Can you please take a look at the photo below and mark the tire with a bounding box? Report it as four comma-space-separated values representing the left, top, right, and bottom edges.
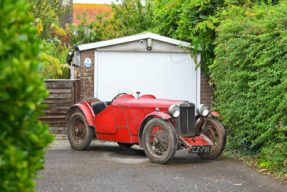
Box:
67, 112, 93, 150
117, 142, 134, 148
195, 117, 226, 160
142, 118, 177, 164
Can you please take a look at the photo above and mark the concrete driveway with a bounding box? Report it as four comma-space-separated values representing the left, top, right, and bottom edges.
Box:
35, 140, 287, 192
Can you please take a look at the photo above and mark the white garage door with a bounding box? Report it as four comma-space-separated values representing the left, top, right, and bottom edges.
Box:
94, 51, 200, 106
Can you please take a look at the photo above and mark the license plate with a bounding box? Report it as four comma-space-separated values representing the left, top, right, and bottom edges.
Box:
191, 145, 210, 153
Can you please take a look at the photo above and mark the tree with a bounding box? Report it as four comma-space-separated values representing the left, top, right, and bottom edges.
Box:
70, 0, 154, 46
26, 0, 71, 40
151, 0, 279, 73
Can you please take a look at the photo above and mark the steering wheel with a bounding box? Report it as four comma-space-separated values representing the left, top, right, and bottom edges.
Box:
111, 93, 127, 103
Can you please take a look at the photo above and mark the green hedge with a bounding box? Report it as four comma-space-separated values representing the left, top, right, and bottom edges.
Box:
211, 1, 287, 173
0, 0, 54, 191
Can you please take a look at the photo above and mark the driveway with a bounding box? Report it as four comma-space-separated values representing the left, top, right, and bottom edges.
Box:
35, 140, 287, 192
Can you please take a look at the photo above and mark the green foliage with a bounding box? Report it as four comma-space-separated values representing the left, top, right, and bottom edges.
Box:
152, 0, 225, 72
70, 0, 154, 46
151, 0, 278, 73
211, 0, 287, 173
26, 0, 71, 40
68, 12, 98, 46
0, 0, 54, 191
42, 42, 70, 79
108, 0, 154, 37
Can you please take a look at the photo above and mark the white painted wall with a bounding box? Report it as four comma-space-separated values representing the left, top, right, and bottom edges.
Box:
94, 51, 200, 107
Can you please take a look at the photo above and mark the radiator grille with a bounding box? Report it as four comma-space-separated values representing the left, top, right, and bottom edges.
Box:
175, 103, 195, 137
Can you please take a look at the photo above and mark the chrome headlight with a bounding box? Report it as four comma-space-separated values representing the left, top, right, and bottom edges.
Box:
197, 104, 209, 116
168, 105, 180, 117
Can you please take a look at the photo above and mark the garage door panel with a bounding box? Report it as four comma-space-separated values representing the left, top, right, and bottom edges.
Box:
96, 51, 198, 105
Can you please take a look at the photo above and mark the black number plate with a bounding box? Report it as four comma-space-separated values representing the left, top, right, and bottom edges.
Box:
191, 145, 211, 153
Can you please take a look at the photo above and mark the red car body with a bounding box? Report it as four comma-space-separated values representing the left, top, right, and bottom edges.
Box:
66, 93, 226, 164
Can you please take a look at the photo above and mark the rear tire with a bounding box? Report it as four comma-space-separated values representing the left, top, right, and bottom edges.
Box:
195, 117, 226, 160
142, 118, 177, 164
67, 112, 93, 150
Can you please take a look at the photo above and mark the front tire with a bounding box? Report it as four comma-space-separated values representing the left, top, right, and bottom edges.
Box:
67, 112, 93, 150
142, 118, 177, 164
195, 117, 226, 160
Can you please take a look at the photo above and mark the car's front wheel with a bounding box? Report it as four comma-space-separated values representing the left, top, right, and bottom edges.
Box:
142, 118, 177, 164
67, 112, 93, 150
195, 117, 226, 160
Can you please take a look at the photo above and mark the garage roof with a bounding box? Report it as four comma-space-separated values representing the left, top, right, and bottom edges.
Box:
75, 32, 192, 51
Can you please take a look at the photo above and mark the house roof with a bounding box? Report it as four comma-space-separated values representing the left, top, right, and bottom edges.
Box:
73, 3, 111, 25
75, 32, 192, 51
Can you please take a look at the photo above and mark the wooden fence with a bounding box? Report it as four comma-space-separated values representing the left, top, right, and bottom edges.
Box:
39, 79, 81, 134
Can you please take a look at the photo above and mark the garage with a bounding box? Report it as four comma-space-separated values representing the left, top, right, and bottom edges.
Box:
74, 32, 203, 108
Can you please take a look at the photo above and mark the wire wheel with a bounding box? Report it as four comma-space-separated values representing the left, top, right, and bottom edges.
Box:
195, 117, 226, 160
67, 112, 93, 150
146, 125, 169, 157
70, 117, 86, 145
142, 118, 177, 164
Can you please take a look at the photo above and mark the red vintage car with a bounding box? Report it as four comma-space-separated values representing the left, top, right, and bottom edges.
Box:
66, 90, 226, 164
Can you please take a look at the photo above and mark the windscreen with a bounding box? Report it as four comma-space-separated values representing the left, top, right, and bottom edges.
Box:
118, 88, 133, 95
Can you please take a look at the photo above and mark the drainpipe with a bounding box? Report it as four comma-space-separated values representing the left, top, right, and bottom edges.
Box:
66, 50, 74, 79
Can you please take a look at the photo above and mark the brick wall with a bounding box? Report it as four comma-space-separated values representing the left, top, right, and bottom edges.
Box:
77, 50, 95, 100
200, 70, 213, 107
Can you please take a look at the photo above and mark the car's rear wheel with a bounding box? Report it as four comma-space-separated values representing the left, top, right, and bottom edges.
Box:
68, 112, 93, 150
195, 117, 226, 160
142, 118, 177, 164
117, 142, 134, 148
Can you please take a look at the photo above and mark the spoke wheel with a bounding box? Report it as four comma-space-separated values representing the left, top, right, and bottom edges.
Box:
195, 117, 226, 160
67, 112, 93, 150
71, 117, 86, 145
142, 118, 177, 164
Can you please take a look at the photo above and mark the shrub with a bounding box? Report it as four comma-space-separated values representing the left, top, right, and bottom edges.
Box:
211, 1, 287, 173
42, 42, 70, 79
0, 0, 54, 191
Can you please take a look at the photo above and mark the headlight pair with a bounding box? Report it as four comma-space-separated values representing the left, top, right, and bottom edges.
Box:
168, 103, 209, 118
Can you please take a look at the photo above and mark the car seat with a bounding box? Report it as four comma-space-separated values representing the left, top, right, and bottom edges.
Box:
91, 101, 111, 115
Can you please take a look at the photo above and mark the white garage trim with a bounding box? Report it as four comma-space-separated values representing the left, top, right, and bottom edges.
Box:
94, 51, 98, 98
196, 55, 201, 108
77, 32, 193, 51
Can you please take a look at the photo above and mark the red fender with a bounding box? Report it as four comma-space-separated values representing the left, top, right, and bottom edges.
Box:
146, 111, 171, 120
209, 110, 221, 117
66, 101, 95, 127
